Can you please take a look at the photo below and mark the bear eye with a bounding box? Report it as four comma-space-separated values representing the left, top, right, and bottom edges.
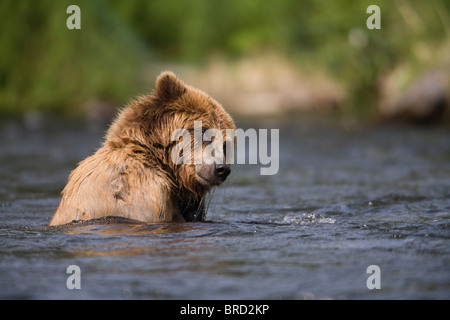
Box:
223, 141, 227, 158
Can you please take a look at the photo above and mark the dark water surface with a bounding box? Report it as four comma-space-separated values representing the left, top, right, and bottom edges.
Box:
0, 116, 449, 299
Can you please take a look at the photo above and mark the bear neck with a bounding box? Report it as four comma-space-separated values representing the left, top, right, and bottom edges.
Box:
174, 188, 206, 222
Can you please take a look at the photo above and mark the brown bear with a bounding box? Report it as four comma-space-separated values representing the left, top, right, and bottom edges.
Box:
49, 71, 235, 226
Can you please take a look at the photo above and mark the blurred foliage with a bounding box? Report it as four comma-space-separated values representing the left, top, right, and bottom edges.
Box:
0, 0, 146, 116
0, 0, 449, 117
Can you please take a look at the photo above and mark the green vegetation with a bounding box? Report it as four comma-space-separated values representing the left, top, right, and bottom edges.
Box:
0, 0, 449, 117
0, 0, 146, 116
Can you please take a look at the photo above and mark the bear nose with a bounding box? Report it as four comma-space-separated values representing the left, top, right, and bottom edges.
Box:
215, 163, 230, 181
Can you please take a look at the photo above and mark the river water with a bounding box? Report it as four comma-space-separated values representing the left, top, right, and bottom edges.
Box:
0, 115, 449, 299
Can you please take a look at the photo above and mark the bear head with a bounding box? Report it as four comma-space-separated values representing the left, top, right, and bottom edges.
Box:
107, 71, 236, 199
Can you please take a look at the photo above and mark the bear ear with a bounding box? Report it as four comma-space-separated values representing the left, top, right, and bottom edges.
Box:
155, 71, 186, 100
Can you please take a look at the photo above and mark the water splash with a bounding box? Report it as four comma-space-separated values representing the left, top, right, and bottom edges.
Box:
274, 213, 336, 225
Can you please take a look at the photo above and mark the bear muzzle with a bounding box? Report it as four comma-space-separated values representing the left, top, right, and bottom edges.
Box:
196, 162, 231, 186
215, 163, 231, 181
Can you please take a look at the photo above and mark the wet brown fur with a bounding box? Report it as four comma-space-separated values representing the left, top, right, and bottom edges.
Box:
49, 72, 235, 225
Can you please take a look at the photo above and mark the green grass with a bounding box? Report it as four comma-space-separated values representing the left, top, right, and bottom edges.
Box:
1, 0, 448, 117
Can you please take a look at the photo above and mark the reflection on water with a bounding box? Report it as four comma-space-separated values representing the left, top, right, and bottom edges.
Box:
0, 116, 449, 299
65, 223, 194, 237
